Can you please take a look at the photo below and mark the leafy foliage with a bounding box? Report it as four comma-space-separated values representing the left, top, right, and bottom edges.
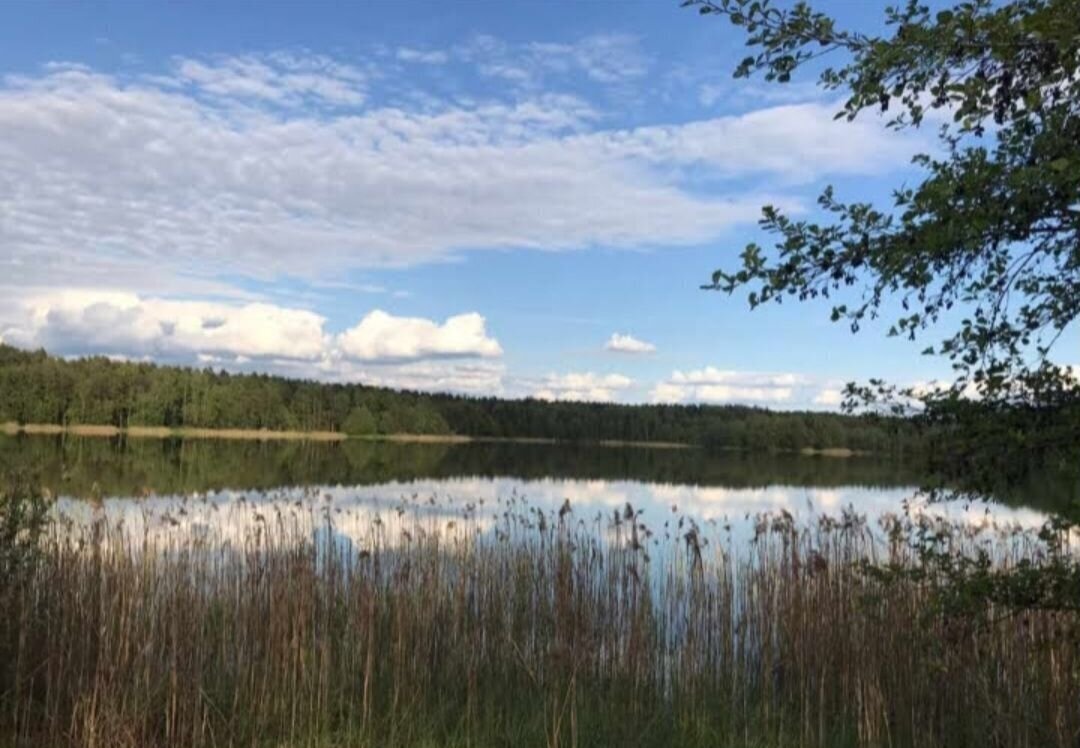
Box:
689, 0, 1080, 405
343, 405, 379, 435
0, 473, 49, 589
867, 508, 1080, 619
688, 0, 1080, 614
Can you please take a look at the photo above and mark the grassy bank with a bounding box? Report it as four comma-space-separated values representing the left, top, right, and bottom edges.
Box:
0, 422, 588, 446
1, 423, 849, 456
2, 422, 693, 448
2, 492, 1077, 747
2, 422, 346, 441
798, 447, 864, 458
2, 423, 555, 445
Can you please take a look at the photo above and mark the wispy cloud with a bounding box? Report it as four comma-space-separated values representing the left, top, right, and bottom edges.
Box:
454, 33, 649, 90
396, 47, 449, 65
0, 39, 929, 403
0, 61, 918, 296
175, 52, 368, 107
524, 33, 649, 85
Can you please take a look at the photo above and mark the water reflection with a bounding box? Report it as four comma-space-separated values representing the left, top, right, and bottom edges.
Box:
51, 476, 1053, 553
5, 433, 1067, 550
3, 433, 927, 498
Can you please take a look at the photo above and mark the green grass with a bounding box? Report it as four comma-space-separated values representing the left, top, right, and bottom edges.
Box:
1, 493, 1077, 747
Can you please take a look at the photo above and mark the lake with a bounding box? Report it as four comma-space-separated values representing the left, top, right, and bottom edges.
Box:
5, 433, 1079, 748
2, 433, 1067, 550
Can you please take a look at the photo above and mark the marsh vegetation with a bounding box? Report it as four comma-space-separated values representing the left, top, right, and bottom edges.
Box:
2, 479, 1078, 748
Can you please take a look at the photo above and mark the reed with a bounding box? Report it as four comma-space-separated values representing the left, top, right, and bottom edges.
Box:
1, 492, 1077, 747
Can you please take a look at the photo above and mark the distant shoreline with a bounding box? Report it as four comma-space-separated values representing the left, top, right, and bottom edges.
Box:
1, 422, 871, 455
0, 422, 690, 449
2, 422, 345, 441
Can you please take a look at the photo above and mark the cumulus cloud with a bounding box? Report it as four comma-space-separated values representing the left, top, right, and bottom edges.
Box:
338, 360, 505, 395
649, 368, 855, 410
650, 367, 813, 406
0, 292, 503, 393
336, 310, 502, 362
0, 59, 918, 293
0, 289, 868, 408
604, 333, 655, 354
812, 388, 845, 407
2, 291, 329, 361
532, 372, 633, 402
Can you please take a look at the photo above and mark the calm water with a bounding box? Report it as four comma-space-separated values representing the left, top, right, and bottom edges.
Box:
3, 433, 1071, 550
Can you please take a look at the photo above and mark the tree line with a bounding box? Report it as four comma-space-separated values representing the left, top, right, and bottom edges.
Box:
0, 344, 923, 452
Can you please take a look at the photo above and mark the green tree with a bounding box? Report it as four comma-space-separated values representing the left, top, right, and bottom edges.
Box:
343, 405, 378, 436
690, 0, 1080, 485
0, 342, 922, 452
688, 0, 1080, 609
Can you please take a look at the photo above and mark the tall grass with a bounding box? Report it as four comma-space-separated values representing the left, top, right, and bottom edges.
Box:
1, 491, 1077, 747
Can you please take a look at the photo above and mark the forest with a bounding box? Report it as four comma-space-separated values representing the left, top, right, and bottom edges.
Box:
0, 344, 921, 452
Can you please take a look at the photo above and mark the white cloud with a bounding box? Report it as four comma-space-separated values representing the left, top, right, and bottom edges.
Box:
0, 288, 870, 409
338, 360, 505, 395
673, 368, 807, 387
649, 382, 686, 404
0, 61, 917, 293
697, 79, 825, 109
396, 47, 449, 65
456, 33, 649, 88
0, 293, 502, 395
336, 310, 502, 362
650, 367, 810, 405
0, 49, 930, 400
532, 372, 633, 402
2, 291, 329, 361
525, 33, 649, 84
598, 101, 916, 182
478, 62, 533, 83
175, 53, 367, 107
812, 388, 844, 407
604, 333, 656, 354
909, 378, 998, 403
649, 368, 854, 410
698, 83, 726, 108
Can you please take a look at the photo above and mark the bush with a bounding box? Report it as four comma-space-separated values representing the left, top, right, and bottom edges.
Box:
0, 473, 49, 589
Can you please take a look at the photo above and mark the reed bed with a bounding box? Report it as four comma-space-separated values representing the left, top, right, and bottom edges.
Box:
1, 492, 1077, 748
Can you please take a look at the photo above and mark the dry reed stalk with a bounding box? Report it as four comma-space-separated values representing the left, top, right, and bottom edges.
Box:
0, 496, 1076, 747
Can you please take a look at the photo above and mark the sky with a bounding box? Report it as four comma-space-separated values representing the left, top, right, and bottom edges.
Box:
0, 0, 1029, 409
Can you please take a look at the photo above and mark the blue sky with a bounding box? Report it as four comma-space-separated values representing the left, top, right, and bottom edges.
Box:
0, 0, 1004, 407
